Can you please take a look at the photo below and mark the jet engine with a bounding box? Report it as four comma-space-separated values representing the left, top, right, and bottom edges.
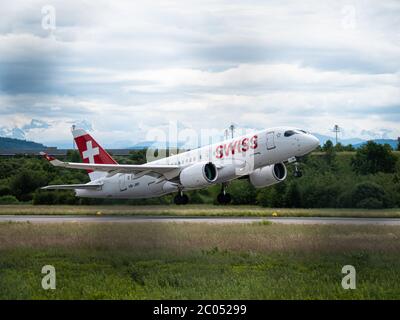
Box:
180, 162, 218, 189
249, 163, 287, 188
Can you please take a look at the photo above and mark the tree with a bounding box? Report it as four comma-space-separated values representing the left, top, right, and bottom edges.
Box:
322, 140, 336, 165
32, 190, 58, 205
256, 183, 286, 207
351, 141, 397, 175
357, 198, 384, 209
351, 182, 386, 209
334, 142, 344, 152
268, 183, 287, 207
301, 181, 339, 208
334, 143, 354, 152
227, 180, 257, 205
322, 140, 334, 151
344, 144, 355, 152
0, 161, 16, 179
129, 149, 147, 164
0, 195, 19, 204
66, 150, 81, 162
10, 169, 48, 201
285, 182, 302, 207
256, 188, 270, 207
0, 185, 11, 196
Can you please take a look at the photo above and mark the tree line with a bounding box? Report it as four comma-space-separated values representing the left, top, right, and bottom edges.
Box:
0, 141, 398, 208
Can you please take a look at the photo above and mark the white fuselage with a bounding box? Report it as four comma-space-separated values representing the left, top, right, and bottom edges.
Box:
76, 126, 319, 199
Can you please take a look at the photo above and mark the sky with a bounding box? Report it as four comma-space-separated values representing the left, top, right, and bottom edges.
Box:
0, 0, 399, 148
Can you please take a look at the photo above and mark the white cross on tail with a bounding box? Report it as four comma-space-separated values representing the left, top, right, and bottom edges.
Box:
82, 140, 99, 163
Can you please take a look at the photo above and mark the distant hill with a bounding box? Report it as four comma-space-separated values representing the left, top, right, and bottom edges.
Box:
128, 141, 187, 150
128, 141, 156, 149
312, 133, 365, 146
0, 137, 46, 150
353, 139, 398, 150
312, 134, 399, 150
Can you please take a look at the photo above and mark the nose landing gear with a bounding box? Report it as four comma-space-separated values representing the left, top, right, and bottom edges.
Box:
293, 161, 303, 178
217, 183, 232, 205
288, 156, 303, 178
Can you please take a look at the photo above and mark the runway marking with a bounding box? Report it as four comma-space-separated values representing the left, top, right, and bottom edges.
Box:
1, 215, 400, 225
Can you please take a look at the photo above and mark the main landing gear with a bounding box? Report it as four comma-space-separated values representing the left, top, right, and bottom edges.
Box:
174, 190, 189, 205
217, 183, 231, 205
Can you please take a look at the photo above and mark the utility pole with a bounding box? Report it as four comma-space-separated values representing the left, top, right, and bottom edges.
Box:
71, 125, 76, 150
333, 124, 340, 145
229, 124, 235, 139
224, 129, 229, 140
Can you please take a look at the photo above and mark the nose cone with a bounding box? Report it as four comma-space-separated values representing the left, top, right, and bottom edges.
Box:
298, 134, 319, 156
308, 134, 320, 151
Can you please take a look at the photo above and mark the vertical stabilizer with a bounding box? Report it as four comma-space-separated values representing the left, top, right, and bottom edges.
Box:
72, 128, 117, 181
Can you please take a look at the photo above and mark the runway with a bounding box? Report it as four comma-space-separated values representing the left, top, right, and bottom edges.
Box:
1, 215, 400, 225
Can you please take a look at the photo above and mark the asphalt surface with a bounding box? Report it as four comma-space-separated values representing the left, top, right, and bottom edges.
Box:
1, 215, 400, 225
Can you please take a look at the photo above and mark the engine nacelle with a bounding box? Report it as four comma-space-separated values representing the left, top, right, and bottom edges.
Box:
180, 162, 218, 189
249, 163, 287, 188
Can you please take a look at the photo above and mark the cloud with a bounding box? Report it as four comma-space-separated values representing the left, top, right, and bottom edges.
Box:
68, 120, 93, 132
22, 119, 50, 131
0, 127, 26, 140
0, 0, 399, 146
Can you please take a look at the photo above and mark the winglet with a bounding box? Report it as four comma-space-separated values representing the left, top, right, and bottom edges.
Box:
40, 152, 65, 167
40, 151, 56, 161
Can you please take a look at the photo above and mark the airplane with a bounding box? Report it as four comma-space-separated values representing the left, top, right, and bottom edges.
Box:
41, 126, 319, 204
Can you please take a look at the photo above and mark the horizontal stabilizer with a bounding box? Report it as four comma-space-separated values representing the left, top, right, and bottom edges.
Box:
41, 183, 103, 190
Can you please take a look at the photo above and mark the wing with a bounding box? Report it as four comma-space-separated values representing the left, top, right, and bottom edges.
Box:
42, 183, 103, 190
40, 152, 181, 179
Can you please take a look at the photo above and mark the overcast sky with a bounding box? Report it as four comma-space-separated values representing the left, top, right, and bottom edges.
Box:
0, 0, 399, 147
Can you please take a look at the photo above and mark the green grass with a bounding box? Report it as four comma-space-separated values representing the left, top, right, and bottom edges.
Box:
0, 204, 400, 218
1, 222, 400, 299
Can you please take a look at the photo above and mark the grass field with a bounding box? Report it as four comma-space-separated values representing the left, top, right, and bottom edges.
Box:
0, 204, 400, 218
1, 221, 400, 299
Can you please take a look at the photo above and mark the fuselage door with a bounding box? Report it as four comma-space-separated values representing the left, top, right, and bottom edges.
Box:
266, 131, 276, 150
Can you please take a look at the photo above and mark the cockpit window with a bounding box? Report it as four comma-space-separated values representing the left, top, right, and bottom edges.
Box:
284, 130, 297, 137
298, 130, 308, 134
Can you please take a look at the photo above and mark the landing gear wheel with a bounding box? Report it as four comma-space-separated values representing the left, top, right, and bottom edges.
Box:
173, 195, 180, 205
217, 192, 232, 205
294, 170, 303, 178
174, 193, 189, 205
223, 193, 231, 204
181, 194, 189, 205
217, 183, 231, 205
217, 193, 224, 204
293, 162, 303, 178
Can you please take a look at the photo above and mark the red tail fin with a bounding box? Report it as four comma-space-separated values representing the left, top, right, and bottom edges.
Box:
72, 128, 117, 181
